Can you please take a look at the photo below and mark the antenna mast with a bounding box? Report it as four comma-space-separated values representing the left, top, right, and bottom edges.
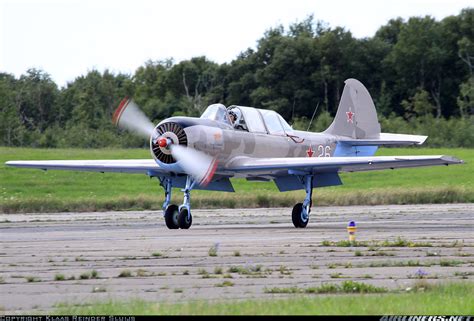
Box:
306, 102, 320, 132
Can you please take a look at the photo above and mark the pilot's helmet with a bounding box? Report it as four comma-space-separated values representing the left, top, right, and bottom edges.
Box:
231, 109, 242, 123
229, 110, 238, 124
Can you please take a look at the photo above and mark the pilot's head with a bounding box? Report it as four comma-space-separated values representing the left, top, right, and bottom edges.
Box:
229, 111, 237, 124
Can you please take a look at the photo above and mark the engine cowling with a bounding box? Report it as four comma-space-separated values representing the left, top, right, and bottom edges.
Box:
150, 122, 187, 164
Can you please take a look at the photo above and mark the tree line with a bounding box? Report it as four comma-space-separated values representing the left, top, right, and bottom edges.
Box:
0, 8, 472, 148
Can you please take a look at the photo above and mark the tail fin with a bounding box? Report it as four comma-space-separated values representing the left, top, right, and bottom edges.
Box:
324, 79, 381, 139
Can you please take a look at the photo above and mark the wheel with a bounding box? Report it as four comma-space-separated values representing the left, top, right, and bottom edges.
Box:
178, 207, 192, 229
164, 204, 179, 229
292, 203, 309, 228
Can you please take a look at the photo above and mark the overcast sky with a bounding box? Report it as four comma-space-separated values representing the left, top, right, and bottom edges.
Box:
1, 0, 471, 87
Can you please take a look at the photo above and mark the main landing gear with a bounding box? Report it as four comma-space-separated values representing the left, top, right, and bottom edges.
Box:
292, 175, 313, 228
160, 174, 314, 230
160, 176, 195, 229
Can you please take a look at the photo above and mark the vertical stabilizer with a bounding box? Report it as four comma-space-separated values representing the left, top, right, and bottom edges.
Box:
324, 79, 380, 139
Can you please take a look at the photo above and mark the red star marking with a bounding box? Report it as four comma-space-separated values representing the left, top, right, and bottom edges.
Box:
346, 109, 354, 123
306, 145, 314, 157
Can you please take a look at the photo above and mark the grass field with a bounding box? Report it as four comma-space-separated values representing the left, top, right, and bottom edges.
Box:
54, 282, 474, 315
1, 147, 472, 213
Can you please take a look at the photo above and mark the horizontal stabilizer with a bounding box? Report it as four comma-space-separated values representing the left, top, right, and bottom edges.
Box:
340, 133, 428, 146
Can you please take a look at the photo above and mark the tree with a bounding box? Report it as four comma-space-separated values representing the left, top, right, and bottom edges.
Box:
401, 88, 435, 119
0, 73, 22, 145
15, 69, 59, 131
386, 17, 449, 118
457, 77, 474, 118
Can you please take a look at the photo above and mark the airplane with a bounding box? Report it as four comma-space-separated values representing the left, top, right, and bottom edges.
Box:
6, 78, 463, 229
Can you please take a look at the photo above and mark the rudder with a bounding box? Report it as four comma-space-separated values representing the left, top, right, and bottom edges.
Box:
324, 79, 381, 139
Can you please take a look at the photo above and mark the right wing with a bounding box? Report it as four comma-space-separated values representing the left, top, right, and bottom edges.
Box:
5, 159, 163, 175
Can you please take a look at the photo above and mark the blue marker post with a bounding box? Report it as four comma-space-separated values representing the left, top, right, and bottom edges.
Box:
347, 221, 357, 244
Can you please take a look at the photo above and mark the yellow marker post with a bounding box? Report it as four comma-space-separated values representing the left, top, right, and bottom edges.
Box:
347, 221, 357, 243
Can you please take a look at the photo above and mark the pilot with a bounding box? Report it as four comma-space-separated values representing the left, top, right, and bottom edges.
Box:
229, 110, 237, 125
229, 109, 247, 131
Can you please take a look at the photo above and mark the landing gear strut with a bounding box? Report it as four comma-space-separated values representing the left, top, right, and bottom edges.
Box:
159, 176, 195, 229
292, 175, 313, 228
178, 176, 195, 229
160, 178, 179, 229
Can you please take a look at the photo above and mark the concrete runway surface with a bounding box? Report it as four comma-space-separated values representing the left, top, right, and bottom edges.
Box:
1, 203, 473, 314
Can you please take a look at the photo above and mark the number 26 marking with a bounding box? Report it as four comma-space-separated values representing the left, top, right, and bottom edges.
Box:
317, 145, 331, 157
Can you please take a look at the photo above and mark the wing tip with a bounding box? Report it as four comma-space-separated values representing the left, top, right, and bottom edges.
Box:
441, 155, 464, 164
415, 135, 428, 145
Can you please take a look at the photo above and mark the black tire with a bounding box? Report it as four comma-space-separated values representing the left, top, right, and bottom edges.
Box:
178, 207, 192, 229
292, 203, 309, 228
164, 204, 179, 229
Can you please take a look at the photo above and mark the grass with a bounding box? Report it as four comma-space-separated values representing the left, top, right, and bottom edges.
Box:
1, 147, 472, 213
228, 265, 266, 276
278, 265, 292, 275
118, 270, 133, 278
439, 259, 463, 267
208, 245, 218, 257
321, 237, 434, 248
54, 283, 474, 315
215, 281, 234, 287
25, 276, 40, 283
368, 251, 395, 257
136, 269, 149, 277
54, 274, 66, 281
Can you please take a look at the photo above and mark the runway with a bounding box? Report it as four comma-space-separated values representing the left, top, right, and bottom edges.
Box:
1, 203, 473, 314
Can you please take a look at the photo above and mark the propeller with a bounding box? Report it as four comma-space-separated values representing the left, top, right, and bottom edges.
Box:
113, 98, 155, 139
170, 144, 217, 186
113, 97, 217, 186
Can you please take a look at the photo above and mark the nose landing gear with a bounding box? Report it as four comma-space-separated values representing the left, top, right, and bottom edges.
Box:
160, 176, 195, 229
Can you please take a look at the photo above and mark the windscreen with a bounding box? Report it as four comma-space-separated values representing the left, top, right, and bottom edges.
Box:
200, 104, 229, 124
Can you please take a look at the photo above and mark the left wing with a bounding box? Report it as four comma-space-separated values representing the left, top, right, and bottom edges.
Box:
5, 159, 163, 175
224, 155, 463, 176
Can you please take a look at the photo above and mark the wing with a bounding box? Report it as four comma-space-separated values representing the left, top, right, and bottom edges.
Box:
224, 155, 463, 176
5, 159, 235, 192
5, 159, 163, 175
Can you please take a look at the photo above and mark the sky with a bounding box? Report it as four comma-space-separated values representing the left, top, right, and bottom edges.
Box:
1, 0, 472, 87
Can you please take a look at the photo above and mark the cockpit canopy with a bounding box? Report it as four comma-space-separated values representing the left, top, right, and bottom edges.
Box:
200, 104, 229, 124
200, 104, 293, 135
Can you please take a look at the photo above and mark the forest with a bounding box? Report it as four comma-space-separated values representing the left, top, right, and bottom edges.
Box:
0, 8, 472, 148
